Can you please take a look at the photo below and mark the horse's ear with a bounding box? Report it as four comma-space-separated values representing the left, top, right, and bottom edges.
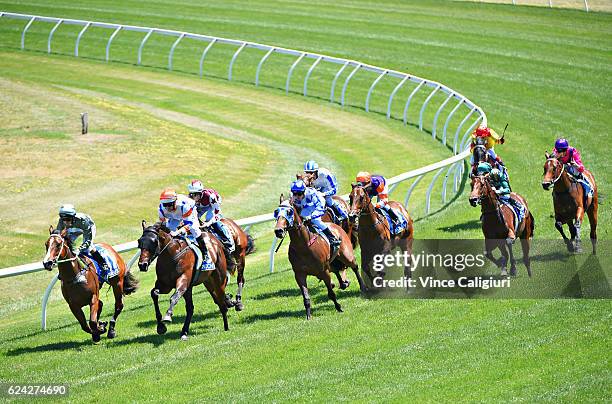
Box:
544, 151, 550, 159
351, 183, 356, 189
49, 225, 54, 234
296, 173, 302, 180
280, 193, 284, 203
142, 220, 147, 230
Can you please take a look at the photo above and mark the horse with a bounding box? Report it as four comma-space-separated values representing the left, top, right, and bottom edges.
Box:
299, 172, 359, 249
348, 185, 414, 286
469, 175, 534, 277
42, 227, 138, 343
471, 137, 509, 181
204, 218, 256, 311
137, 221, 234, 339
541, 153, 598, 254
273, 195, 365, 320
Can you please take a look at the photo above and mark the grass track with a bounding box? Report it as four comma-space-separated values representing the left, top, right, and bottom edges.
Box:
0, 0, 610, 402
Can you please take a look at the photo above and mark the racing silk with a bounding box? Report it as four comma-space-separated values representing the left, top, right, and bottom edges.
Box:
56, 213, 96, 254
553, 147, 585, 173
491, 176, 511, 198
311, 168, 338, 197
158, 194, 201, 238
293, 188, 326, 220
367, 175, 389, 204
196, 188, 223, 224
471, 127, 503, 150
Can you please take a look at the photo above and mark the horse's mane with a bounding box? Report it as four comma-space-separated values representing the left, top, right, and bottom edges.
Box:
51, 229, 72, 246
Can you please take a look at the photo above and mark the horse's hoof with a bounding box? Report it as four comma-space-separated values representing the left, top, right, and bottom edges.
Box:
340, 280, 350, 290
162, 315, 172, 324
107, 329, 116, 339
98, 321, 108, 333
92, 333, 101, 344
234, 301, 244, 311
510, 267, 517, 277
180, 334, 188, 341
500, 269, 508, 277
574, 246, 583, 254
157, 323, 167, 335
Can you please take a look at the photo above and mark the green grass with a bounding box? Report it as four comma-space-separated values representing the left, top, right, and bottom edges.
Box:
0, 0, 610, 402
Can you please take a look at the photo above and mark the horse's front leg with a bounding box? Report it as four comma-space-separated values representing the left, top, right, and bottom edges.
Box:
574, 206, 585, 253
163, 273, 190, 323
89, 296, 102, 343
180, 287, 194, 341
151, 284, 166, 335
294, 271, 311, 320
555, 219, 572, 252
235, 256, 245, 312
506, 237, 518, 277
69, 303, 91, 334
107, 277, 124, 339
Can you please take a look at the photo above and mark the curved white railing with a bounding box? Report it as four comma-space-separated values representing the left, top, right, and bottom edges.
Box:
0, 12, 484, 330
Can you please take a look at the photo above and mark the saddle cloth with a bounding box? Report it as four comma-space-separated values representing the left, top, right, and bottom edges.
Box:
377, 208, 407, 235
185, 237, 215, 271
85, 244, 120, 285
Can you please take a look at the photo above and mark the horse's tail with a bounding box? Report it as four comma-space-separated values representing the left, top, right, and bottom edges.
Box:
529, 211, 535, 238
245, 233, 256, 255
123, 269, 139, 295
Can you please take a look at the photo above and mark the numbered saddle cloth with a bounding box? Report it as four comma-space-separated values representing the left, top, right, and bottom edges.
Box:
86, 245, 120, 285
501, 199, 525, 234
377, 208, 407, 235
185, 237, 215, 271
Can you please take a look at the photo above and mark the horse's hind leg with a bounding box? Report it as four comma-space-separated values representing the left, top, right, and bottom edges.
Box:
235, 256, 245, 311
587, 201, 597, 255
321, 270, 343, 313
506, 238, 518, 277
180, 288, 194, 341
204, 276, 230, 331
294, 271, 312, 320
89, 297, 102, 343
107, 277, 124, 339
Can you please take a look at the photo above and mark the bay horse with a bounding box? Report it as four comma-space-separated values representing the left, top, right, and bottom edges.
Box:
43, 227, 138, 343
204, 218, 256, 311
273, 195, 365, 320
137, 221, 234, 340
541, 153, 598, 254
469, 175, 534, 277
299, 172, 358, 249
348, 185, 414, 286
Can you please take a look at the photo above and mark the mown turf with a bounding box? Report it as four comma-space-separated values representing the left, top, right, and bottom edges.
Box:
0, 0, 610, 402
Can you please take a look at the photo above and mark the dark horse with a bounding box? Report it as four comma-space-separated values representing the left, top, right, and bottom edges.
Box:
204, 218, 256, 311
274, 195, 366, 319
471, 136, 508, 180
43, 227, 138, 343
348, 185, 414, 286
137, 221, 234, 340
469, 175, 534, 277
542, 153, 598, 254
299, 172, 359, 249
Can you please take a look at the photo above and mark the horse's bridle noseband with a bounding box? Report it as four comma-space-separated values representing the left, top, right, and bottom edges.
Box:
45, 234, 77, 268
544, 157, 565, 186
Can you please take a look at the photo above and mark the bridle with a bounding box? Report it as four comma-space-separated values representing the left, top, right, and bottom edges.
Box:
138, 227, 172, 264
544, 157, 565, 186
45, 234, 77, 268
349, 187, 386, 228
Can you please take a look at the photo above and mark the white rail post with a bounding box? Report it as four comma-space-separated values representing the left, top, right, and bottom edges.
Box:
255, 47, 275, 86
432, 92, 454, 140
425, 167, 445, 214
402, 80, 425, 125
330, 61, 350, 103
269, 237, 278, 273
47, 19, 63, 54
199, 38, 217, 77
387, 75, 409, 119
549, 0, 553, 7
228, 42, 247, 81
365, 69, 387, 112
303, 55, 323, 96
404, 174, 425, 208
341, 63, 362, 106
137, 29, 153, 65
584, 0, 589, 12
41, 274, 59, 331
168, 32, 185, 71
460, 116, 483, 151
442, 98, 464, 146
75, 22, 91, 57
286, 52, 306, 94
441, 161, 458, 203
127, 251, 140, 270
453, 107, 477, 154
21, 16, 36, 50
105, 26, 122, 62
419, 84, 441, 131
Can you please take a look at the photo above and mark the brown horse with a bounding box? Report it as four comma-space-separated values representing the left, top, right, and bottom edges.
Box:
542, 153, 598, 254
273, 195, 365, 319
469, 175, 534, 277
348, 185, 414, 285
43, 227, 138, 343
137, 221, 233, 339
299, 172, 359, 249
204, 218, 255, 311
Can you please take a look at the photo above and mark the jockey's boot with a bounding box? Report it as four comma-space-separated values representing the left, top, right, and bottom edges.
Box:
332, 203, 348, 222
90, 249, 110, 274
323, 227, 341, 251
196, 234, 210, 262
383, 205, 401, 228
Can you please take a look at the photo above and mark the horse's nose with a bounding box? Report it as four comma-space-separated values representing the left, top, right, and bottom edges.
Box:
348, 213, 357, 223
274, 229, 284, 239
541, 182, 550, 190
42, 261, 53, 270
469, 197, 478, 207
138, 262, 149, 272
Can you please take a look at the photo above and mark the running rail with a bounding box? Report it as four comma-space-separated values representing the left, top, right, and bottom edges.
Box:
0, 12, 484, 330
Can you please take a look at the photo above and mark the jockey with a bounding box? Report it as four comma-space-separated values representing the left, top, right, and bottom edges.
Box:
56, 204, 110, 274
553, 138, 593, 196
158, 188, 210, 262
476, 163, 525, 222
187, 180, 236, 270
303, 160, 348, 222
470, 125, 509, 181
290, 179, 340, 250
355, 171, 402, 230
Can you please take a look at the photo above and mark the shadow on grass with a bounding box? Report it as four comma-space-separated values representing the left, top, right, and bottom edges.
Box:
6, 339, 93, 355
436, 219, 481, 233
136, 311, 217, 329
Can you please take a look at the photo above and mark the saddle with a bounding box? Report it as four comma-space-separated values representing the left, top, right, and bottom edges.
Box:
83, 245, 119, 285
184, 237, 215, 271
375, 207, 407, 236
305, 223, 339, 260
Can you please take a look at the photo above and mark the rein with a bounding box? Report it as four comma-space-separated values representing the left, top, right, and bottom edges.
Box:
546, 158, 565, 185
47, 234, 78, 267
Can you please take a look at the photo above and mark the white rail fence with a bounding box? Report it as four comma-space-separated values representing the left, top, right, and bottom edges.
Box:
0, 12, 484, 330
